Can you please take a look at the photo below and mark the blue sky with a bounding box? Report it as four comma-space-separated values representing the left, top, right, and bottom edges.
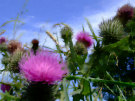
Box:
0, 0, 135, 48
0, 0, 125, 22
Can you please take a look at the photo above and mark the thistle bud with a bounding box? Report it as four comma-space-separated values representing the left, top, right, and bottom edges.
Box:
0, 37, 7, 44
99, 19, 124, 45
8, 49, 24, 73
74, 42, 88, 55
60, 26, 73, 45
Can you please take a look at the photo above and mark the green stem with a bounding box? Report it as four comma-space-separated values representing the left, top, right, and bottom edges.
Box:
89, 83, 92, 101
85, 18, 98, 41
69, 38, 76, 60
66, 76, 135, 87
106, 71, 127, 101
63, 78, 69, 101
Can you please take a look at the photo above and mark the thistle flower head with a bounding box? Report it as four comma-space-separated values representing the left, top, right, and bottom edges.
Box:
7, 40, 23, 54
117, 4, 134, 25
1, 84, 11, 93
76, 32, 93, 48
0, 37, 7, 44
99, 19, 124, 45
19, 50, 68, 84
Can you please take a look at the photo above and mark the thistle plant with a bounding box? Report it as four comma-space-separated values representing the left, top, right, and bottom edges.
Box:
0, 3, 135, 101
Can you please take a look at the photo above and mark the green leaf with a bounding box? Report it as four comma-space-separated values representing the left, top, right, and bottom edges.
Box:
70, 89, 82, 95
62, 78, 69, 101
81, 80, 90, 95
85, 18, 98, 41
82, 25, 85, 32
73, 94, 84, 101
106, 72, 127, 101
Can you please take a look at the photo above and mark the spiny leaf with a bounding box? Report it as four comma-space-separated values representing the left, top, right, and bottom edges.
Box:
85, 18, 98, 41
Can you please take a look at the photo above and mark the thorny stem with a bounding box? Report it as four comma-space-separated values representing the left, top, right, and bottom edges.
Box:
66, 76, 135, 87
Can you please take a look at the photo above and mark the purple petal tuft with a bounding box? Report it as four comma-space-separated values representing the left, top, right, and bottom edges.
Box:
19, 50, 68, 84
76, 32, 93, 48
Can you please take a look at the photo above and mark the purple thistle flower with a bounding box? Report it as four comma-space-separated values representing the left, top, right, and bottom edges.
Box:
117, 4, 134, 25
1, 84, 11, 93
7, 40, 23, 54
76, 32, 93, 48
117, 4, 134, 19
19, 50, 68, 84
0, 37, 6, 44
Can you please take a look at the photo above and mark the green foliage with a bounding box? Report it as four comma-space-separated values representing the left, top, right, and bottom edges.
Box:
126, 16, 135, 33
